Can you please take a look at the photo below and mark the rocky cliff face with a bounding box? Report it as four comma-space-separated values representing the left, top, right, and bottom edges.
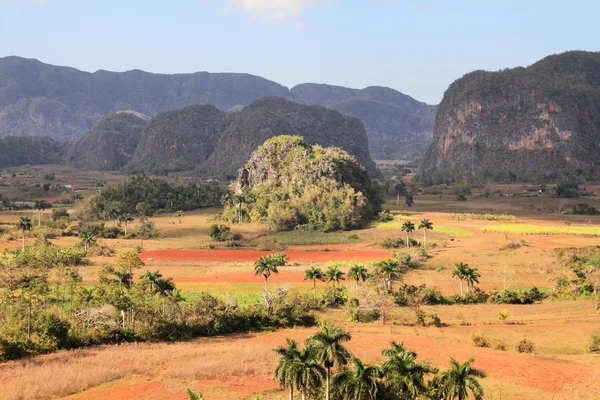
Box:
67, 111, 149, 171
419, 51, 600, 183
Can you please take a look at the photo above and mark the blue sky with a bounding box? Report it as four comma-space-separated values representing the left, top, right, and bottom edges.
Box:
0, 0, 598, 104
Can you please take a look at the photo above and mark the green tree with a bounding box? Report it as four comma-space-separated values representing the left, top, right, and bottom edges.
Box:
79, 229, 96, 253
464, 267, 481, 294
296, 345, 325, 400
418, 219, 434, 249
176, 210, 185, 224
381, 342, 434, 399
185, 389, 204, 400
140, 270, 163, 294
451, 263, 470, 296
15, 216, 32, 252
333, 357, 383, 400
401, 221, 416, 247
348, 264, 369, 293
118, 213, 134, 235
325, 265, 345, 289
308, 325, 352, 400
33, 200, 51, 226
374, 259, 404, 291
274, 338, 302, 400
437, 358, 486, 400
137, 218, 155, 250
254, 253, 288, 291
304, 266, 325, 300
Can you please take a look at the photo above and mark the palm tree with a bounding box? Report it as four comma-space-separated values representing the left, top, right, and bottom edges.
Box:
176, 210, 185, 224
296, 345, 325, 400
79, 230, 96, 253
254, 253, 288, 291
463, 267, 481, 294
274, 338, 301, 400
401, 221, 416, 247
333, 357, 383, 400
140, 270, 163, 294
418, 219, 434, 249
185, 389, 204, 400
374, 259, 404, 291
451, 262, 469, 296
348, 264, 369, 293
33, 200, 51, 226
118, 213, 134, 235
382, 342, 434, 399
308, 325, 352, 400
438, 358, 486, 400
325, 265, 345, 289
304, 266, 325, 300
15, 216, 32, 252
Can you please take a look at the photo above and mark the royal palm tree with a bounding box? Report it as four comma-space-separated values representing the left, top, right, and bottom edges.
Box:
374, 259, 404, 291
304, 266, 325, 300
451, 262, 469, 296
118, 213, 134, 235
438, 358, 486, 400
463, 267, 481, 294
348, 264, 369, 294
418, 219, 434, 249
254, 253, 288, 291
176, 210, 185, 224
33, 200, 51, 226
79, 229, 96, 253
15, 216, 32, 252
333, 357, 383, 400
296, 345, 325, 400
274, 338, 302, 400
140, 270, 163, 294
401, 221, 416, 247
325, 265, 345, 289
308, 325, 352, 400
382, 342, 434, 399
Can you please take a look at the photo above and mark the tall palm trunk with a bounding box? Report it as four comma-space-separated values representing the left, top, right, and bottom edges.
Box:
326, 367, 331, 400
460, 280, 464, 296
423, 231, 427, 248
313, 279, 317, 300
21, 230, 25, 252
38, 211, 41, 227
289, 384, 293, 400
264, 276, 268, 291
302, 386, 307, 400
124, 221, 128, 235
406, 233, 410, 247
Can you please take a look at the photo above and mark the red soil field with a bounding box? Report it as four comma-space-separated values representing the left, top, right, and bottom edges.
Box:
141, 249, 393, 263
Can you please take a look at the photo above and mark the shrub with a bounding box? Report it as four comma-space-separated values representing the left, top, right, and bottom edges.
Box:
380, 237, 404, 249
498, 308, 510, 322
208, 224, 231, 242
516, 339, 535, 353
585, 331, 600, 353
378, 210, 394, 222
471, 332, 491, 348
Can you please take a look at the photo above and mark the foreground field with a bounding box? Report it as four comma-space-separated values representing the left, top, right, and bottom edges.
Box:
2, 189, 600, 399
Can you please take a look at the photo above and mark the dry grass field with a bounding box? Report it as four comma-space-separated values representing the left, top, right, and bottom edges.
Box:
1, 178, 600, 400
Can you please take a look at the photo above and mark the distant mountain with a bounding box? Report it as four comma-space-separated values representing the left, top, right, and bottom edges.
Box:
124, 105, 233, 174
200, 97, 378, 178
419, 51, 600, 183
0, 136, 65, 167
0, 56, 434, 159
126, 97, 378, 178
67, 111, 149, 171
291, 84, 436, 159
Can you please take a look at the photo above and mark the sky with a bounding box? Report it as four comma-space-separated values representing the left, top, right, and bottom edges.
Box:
0, 0, 599, 104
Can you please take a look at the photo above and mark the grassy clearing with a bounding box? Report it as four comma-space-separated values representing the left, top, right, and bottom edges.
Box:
433, 225, 474, 238
449, 213, 517, 221
374, 215, 413, 229
482, 224, 600, 237
263, 231, 359, 245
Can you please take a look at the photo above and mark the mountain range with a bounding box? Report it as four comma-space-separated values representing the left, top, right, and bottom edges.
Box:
0, 56, 435, 161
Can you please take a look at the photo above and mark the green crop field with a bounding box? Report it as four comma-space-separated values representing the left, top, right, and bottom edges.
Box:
482, 224, 600, 236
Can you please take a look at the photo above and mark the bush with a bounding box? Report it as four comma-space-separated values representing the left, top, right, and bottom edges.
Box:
380, 237, 404, 249
208, 224, 231, 242
516, 339, 535, 353
585, 331, 600, 353
471, 332, 491, 348
378, 210, 394, 222
321, 287, 348, 307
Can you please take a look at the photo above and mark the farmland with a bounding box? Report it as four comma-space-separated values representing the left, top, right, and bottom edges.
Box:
1, 172, 600, 400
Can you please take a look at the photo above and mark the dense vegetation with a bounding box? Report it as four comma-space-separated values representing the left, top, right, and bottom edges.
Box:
0, 136, 65, 168
420, 51, 600, 184
221, 135, 382, 231
85, 174, 224, 217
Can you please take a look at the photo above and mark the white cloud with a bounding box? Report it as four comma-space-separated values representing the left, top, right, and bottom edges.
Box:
227, 0, 326, 21
293, 20, 306, 29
